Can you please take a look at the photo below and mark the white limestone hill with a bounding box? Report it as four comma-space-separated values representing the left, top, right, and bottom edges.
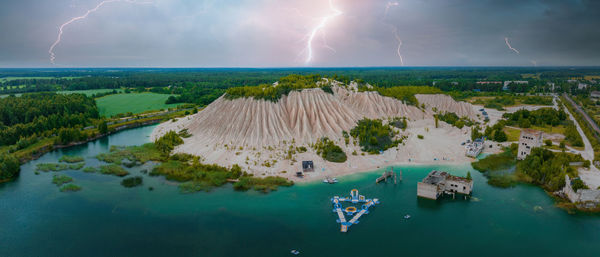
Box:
415, 94, 478, 119
152, 86, 476, 149
150, 85, 483, 180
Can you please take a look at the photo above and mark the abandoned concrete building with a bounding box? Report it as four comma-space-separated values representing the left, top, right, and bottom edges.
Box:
417, 170, 473, 200
562, 175, 600, 209
517, 129, 543, 160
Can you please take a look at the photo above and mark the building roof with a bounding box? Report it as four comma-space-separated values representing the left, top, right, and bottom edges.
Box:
422, 170, 472, 184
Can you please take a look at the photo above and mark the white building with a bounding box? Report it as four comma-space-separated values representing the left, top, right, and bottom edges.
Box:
417, 170, 473, 200
517, 129, 543, 160
466, 138, 485, 158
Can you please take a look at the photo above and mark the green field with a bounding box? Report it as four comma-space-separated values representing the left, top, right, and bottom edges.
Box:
96, 93, 180, 117
58, 89, 122, 96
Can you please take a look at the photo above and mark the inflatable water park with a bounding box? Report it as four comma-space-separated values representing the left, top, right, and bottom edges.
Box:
331, 189, 380, 232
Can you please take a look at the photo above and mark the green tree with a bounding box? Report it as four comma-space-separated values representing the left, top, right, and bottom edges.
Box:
494, 130, 508, 142
0, 154, 20, 180
155, 130, 184, 156
99, 121, 108, 134
466, 171, 472, 180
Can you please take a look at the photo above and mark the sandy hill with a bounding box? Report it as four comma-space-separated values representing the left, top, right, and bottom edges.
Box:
151, 85, 480, 180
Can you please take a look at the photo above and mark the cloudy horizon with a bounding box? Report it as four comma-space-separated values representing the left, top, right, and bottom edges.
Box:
0, 0, 599, 68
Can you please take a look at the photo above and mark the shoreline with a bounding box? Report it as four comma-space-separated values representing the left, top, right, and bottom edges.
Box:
291, 159, 475, 184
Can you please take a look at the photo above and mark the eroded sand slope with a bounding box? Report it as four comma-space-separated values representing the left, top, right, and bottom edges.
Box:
151, 87, 481, 180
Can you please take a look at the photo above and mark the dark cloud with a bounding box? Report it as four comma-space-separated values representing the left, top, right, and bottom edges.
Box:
0, 0, 598, 67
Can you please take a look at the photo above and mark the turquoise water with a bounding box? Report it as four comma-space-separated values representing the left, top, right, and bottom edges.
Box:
1, 125, 600, 257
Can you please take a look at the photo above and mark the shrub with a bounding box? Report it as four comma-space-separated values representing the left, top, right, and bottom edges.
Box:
121, 176, 143, 188
233, 176, 293, 192
60, 184, 82, 192
52, 174, 73, 186
155, 130, 184, 155
314, 137, 347, 163
99, 164, 129, 177
350, 119, 401, 154
0, 154, 20, 180
417, 135, 424, 139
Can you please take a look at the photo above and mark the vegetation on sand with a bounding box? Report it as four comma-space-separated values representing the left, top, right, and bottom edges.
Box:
314, 137, 347, 163
350, 119, 401, 154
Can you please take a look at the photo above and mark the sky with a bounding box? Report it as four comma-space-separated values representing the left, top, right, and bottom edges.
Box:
0, 0, 599, 67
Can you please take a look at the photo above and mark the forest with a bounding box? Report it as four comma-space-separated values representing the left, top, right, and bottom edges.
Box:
0, 93, 99, 146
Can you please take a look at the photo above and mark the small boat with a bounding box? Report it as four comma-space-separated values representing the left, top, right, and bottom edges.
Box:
404, 214, 411, 219
291, 249, 300, 255
323, 177, 338, 184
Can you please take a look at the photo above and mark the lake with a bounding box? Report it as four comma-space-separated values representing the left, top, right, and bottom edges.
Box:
1, 125, 599, 257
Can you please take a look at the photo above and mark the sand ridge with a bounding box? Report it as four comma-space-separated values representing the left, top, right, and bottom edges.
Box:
151, 86, 484, 181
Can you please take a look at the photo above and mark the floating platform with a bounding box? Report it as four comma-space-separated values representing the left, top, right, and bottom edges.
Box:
376, 167, 401, 184
331, 189, 380, 232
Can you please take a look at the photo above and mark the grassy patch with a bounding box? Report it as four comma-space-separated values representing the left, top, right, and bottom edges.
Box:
503, 127, 521, 142
99, 164, 129, 177
96, 144, 162, 165
121, 176, 143, 188
59, 155, 85, 163
36, 163, 85, 172
96, 92, 180, 117
472, 147, 517, 172
471, 145, 519, 188
52, 174, 73, 186
232, 176, 294, 193
60, 184, 82, 192
530, 125, 566, 135
82, 166, 98, 173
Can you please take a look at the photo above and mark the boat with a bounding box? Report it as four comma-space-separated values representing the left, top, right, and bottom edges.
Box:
404, 214, 411, 219
291, 249, 300, 255
323, 177, 338, 184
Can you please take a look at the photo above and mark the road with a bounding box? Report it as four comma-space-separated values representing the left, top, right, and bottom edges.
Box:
562, 93, 600, 136
559, 95, 600, 189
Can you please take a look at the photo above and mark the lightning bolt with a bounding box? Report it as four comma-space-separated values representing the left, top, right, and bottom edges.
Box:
382, 2, 403, 65
384, 1, 399, 19
504, 37, 520, 54
49, 0, 153, 65
304, 0, 342, 65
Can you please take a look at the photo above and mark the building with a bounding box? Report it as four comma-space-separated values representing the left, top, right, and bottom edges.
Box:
517, 129, 543, 160
417, 170, 473, 200
466, 137, 485, 158
590, 91, 600, 99
302, 161, 314, 172
578, 83, 589, 90
563, 175, 600, 209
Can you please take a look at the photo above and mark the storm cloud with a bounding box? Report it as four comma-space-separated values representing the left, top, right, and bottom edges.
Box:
0, 0, 598, 67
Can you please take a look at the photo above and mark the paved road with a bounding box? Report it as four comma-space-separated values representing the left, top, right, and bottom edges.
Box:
562, 93, 600, 136
559, 95, 600, 188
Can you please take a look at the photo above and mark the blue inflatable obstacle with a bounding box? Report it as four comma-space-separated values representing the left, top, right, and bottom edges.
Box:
330, 189, 380, 232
